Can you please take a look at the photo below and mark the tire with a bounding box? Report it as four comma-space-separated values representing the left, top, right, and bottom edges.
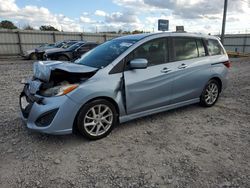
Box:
58, 55, 69, 61
200, 79, 220, 107
77, 99, 118, 140
29, 53, 37, 60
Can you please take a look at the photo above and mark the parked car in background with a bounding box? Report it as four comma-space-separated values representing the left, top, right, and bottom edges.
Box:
36, 40, 81, 60
22, 43, 54, 60
43, 41, 98, 61
20, 32, 230, 140
23, 40, 80, 60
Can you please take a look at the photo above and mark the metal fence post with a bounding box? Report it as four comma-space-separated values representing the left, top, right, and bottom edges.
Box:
52, 32, 56, 43
17, 31, 23, 55
243, 35, 247, 53
103, 34, 107, 42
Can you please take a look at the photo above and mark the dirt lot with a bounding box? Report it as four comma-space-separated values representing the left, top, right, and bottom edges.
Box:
0, 58, 249, 188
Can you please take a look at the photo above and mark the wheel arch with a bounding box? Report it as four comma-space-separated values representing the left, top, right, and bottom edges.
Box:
209, 77, 222, 93
72, 96, 120, 134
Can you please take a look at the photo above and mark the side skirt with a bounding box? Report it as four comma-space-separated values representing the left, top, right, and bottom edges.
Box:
119, 98, 200, 123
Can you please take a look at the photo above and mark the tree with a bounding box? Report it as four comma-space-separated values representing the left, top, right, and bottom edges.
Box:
0, 20, 18, 29
118, 29, 122, 34
23, 24, 34, 30
39, 25, 59, 31
122, 31, 131, 34
132, 30, 143, 34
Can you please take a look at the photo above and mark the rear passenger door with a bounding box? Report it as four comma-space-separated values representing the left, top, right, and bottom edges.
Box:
169, 37, 211, 104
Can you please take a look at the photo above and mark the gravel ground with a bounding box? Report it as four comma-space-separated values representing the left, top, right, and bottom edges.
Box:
0, 58, 249, 188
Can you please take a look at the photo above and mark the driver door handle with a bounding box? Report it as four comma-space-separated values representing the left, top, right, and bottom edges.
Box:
161, 67, 171, 73
178, 63, 188, 69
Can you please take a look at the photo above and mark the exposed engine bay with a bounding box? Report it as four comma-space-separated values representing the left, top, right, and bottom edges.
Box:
28, 61, 98, 97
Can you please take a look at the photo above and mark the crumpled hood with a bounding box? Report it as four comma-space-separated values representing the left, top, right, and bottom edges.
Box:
33, 61, 98, 82
44, 48, 66, 54
35, 46, 55, 53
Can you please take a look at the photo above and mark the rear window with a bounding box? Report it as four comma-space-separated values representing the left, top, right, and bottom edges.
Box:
206, 39, 225, 55
173, 38, 199, 61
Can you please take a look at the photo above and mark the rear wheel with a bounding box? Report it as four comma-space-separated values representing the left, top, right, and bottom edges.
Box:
200, 79, 220, 107
77, 99, 118, 140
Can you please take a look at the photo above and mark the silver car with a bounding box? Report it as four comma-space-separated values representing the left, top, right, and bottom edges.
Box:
20, 32, 230, 140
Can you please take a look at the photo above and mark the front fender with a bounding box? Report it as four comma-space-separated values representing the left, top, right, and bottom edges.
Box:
66, 72, 126, 117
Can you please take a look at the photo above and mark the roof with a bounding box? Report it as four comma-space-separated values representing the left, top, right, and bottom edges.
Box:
114, 33, 156, 41
114, 32, 219, 42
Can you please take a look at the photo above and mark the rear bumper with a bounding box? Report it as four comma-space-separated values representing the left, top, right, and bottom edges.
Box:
20, 86, 79, 135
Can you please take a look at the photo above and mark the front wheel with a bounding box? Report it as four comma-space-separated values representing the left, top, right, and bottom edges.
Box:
77, 99, 118, 140
200, 79, 220, 107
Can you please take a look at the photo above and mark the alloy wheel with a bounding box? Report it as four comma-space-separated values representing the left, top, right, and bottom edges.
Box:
83, 104, 113, 137
204, 82, 219, 105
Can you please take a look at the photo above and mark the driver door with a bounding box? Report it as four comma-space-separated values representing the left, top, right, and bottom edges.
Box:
124, 37, 174, 114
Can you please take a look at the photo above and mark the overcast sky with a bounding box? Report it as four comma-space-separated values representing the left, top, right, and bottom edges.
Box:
0, 0, 250, 34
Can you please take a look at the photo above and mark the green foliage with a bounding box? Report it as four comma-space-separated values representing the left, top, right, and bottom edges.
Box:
122, 31, 131, 34
0, 20, 18, 29
39, 25, 59, 31
132, 30, 143, 34
23, 24, 34, 30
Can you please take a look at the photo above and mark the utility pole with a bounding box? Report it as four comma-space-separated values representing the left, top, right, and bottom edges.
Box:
221, 0, 228, 44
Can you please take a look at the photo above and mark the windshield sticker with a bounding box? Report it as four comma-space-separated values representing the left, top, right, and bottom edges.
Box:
120, 42, 133, 47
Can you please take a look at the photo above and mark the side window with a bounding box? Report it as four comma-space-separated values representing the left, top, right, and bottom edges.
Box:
196, 39, 206, 57
127, 38, 168, 66
79, 44, 91, 51
173, 38, 199, 61
206, 39, 225, 55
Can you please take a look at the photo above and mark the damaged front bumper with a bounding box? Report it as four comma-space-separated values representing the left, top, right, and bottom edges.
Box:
20, 85, 79, 135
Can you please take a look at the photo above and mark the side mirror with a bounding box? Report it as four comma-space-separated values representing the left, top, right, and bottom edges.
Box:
130, 58, 148, 69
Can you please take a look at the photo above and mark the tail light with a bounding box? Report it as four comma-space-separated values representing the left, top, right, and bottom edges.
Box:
223, 60, 231, 68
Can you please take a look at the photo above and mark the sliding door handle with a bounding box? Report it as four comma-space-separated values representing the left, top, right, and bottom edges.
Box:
178, 63, 188, 69
161, 67, 171, 73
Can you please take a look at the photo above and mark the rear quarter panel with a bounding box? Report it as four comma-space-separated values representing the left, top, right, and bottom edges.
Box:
209, 55, 229, 90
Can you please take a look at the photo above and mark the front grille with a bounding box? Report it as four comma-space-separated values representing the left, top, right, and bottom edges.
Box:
35, 108, 58, 127
20, 84, 44, 119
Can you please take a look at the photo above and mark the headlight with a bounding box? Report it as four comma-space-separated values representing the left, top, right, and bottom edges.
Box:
40, 84, 78, 97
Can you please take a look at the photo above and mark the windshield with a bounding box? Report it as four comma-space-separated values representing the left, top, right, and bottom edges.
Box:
39, 43, 48, 48
62, 41, 79, 49
67, 42, 85, 51
75, 39, 137, 68
54, 41, 66, 48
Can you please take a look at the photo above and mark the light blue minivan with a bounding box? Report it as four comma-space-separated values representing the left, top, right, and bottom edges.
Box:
20, 32, 230, 140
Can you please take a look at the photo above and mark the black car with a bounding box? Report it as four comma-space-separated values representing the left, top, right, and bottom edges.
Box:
43, 42, 98, 61
36, 40, 81, 60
